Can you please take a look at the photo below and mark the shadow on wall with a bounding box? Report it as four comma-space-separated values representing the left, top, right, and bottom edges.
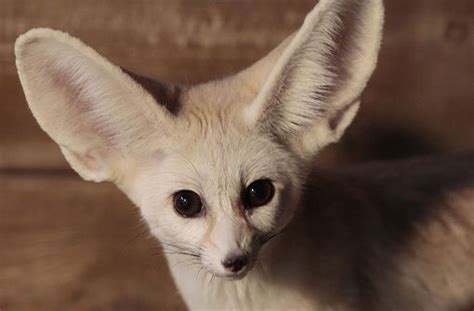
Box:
0, 0, 472, 310
0, 0, 473, 170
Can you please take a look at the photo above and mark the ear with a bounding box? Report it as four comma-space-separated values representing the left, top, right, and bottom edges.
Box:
243, 0, 384, 159
15, 28, 176, 182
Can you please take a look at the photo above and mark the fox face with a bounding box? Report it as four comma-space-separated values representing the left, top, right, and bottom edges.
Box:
15, 0, 384, 280
111, 75, 306, 278
127, 103, 302, 278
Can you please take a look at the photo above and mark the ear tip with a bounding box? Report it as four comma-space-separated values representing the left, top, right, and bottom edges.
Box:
371, 0, 386, 21
15, 28, 74, 59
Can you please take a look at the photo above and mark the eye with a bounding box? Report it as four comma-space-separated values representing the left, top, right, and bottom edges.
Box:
173, 190, 203, 218
245, 179, 275, 209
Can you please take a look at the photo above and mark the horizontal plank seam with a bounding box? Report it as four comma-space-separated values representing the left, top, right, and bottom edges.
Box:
0, 167, 78, 179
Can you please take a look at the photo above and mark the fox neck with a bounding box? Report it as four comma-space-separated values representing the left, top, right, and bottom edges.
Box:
165, 231, 319, 310
164, 173, 367, 310
164, 209, 357, 311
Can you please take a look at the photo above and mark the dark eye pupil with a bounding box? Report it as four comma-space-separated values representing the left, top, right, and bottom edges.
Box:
173, 190, 202, 218
245, 179, 274, 209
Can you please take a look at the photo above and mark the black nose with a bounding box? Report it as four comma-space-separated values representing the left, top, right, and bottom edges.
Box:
222, 255, 249, 273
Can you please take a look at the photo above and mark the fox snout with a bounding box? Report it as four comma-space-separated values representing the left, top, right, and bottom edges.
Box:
222, 253, 249, 274
202, 213, 260, 278
212, 250, 255, 279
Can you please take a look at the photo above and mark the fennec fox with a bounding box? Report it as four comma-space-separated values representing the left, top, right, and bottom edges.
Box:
15, 0, 474, 310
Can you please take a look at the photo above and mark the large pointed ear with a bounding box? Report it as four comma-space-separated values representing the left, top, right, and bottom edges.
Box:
243, 0, 384, 160
15, 28, 177, 182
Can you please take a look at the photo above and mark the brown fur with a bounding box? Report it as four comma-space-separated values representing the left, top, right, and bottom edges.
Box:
276, 153, 474, 310
121, 68, 183, 115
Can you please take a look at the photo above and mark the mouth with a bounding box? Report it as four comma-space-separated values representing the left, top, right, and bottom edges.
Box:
212, 256, 256, 281
212, 271, 248, 281
197, 233, 280, 281
220, 267, 251, 280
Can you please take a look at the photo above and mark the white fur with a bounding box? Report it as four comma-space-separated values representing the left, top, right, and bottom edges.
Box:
15, 0, 384, 310
15, 29, 176, 182
244, 0, 383, 159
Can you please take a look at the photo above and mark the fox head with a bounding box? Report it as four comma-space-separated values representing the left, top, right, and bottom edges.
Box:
15, 0, 383, 279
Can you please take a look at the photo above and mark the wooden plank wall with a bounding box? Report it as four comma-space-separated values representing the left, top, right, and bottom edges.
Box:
0, 0, 473, 310
1, 0, 473, 169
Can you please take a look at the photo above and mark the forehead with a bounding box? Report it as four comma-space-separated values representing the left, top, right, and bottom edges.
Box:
180, 77, 256, 122
156, 126, 285, 192
142, 80, 293, 189
172, 125, 277, 183
174, 80, 268, 169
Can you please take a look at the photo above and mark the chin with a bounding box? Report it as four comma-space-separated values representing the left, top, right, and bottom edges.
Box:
209, 264, 255, 281
220, 271, 250, 281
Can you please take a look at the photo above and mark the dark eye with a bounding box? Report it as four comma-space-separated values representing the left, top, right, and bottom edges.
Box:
245, 179, 275, 209
173, 190, 203, 218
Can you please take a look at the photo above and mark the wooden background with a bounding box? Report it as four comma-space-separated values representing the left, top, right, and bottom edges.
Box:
0, 0, 473, 310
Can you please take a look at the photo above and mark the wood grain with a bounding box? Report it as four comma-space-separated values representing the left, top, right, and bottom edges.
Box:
1, 0, 473, 168
0, 175, 186, 310
0, 0, 473, 309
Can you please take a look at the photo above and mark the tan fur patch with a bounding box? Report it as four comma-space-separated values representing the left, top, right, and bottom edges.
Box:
394, 189, 474, 310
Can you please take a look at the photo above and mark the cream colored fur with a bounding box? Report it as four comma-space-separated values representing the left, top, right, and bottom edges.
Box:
15, 0, 385, 310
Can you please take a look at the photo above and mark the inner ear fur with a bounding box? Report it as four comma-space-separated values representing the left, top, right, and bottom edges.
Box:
242, 0, 384, 159
15, 28, 177, 182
